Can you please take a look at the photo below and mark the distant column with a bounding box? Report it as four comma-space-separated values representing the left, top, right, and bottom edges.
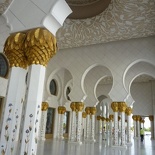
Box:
38, 102, 49, 140
132, 115, 137, 138
109, 115, 114, 137
90, 107, 96, 141
125, 107, 132, 144
76, 102, 84, 144
136, 115, 141, 139
85, 107, 91, 140
82, 112, 87, 140
118, 102, 127, 147
149, 115, 154, 140
70, 102, 77, 141
111, 102, 119, 146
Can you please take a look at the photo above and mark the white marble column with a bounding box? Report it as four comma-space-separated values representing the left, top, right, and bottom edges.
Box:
149, 115, 154, 140
82, 112, 87, 140
106, 104, 109, 135
85, 107, 91, 140
136, 116, 141, 139
113, 112, 119, 146
76, 111, 82, 143
0, 33, 27, 155
90, 107, 96, 141
70, 103, 76, 141
120, 112, 126, 146
134, 120, 137, 138
19, 65, 46, 155
38, 102, 49, 141
118, 102, 127, 148
57, 113, 61, 139
57, 106, 66, 139
76, 102, 84, 144
86, 114, 90, 140
59, 114, 64, 139
20, 28, 57, 155
125, 107, 132, 144
109, 115, 114, 137
111, 102, 119, 146
0, 67, 27, 155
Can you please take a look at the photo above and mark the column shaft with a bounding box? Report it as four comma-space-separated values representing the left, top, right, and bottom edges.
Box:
0, 67, 26, 155
76, 111, 82, 143
70, 111, 76, 141
120, 112, 126, 146
113, 112, 118, 145
20, 65, 45, 155
38, 111, 47, 140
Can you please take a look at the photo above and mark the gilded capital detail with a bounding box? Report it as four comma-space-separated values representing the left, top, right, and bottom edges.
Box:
24, 28, 57, 66
70, 102, 76, 111
3, 33, 28, 69
109, 115, 114, 121
125, 107, 132, 116
97, 116, 101, 120
75, 102, 84, 111
85, 107, 91, 115
90, 107, 96, 115
41, 102, 49, 111
58, 106, 66, 114
111, 102, 118, 112
149, 115, 154, 121
82, 112, 87, 118
118, 102, 127, 112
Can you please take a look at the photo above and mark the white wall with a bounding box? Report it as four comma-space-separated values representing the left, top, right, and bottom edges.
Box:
131, 81, 154, 116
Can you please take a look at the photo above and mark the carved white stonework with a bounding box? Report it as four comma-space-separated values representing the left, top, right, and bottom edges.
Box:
70, 111, 76, 141
0, 0, 12, 14
120, 112, 126, 147
127, 115, 131, 144
76, 111, 82, 143
57, 0, 155, 49
91, 114, 95, 141
113, 112, 118, 146
86, 115, 90, 140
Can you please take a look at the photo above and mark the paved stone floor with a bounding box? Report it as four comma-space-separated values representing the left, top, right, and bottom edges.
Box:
37, 134, 155, 155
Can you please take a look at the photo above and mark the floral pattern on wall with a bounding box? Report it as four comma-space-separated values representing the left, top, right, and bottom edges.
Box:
57, 0, 155, 49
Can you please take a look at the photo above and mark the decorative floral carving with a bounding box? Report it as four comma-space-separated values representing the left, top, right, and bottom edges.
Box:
57, 0, 155, 49
1, 103, 13, 154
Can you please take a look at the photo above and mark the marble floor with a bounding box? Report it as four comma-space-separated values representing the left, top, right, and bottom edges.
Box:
37, 134, 155, 155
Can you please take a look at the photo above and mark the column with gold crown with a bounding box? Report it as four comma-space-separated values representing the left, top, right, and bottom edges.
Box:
59, 106, 66, 139
82, 112, 87, 140
149, 115, 154, 140
132, 115, 137, 138
85, 107, 91, 140
136, 115, 141, 139
19, 28, 57, 155
125, 107, 132, 145
70, 102, 76, 141
0, 33, 28, 155
111, 102, 119, 146
118, 102, 127, 147
90, 107, 96, 142
109, 115, 114, 138
38, 102, 49, 140
76, 102, 84, 144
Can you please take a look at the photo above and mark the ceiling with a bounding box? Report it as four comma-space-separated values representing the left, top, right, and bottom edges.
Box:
0, 0, 155, 83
